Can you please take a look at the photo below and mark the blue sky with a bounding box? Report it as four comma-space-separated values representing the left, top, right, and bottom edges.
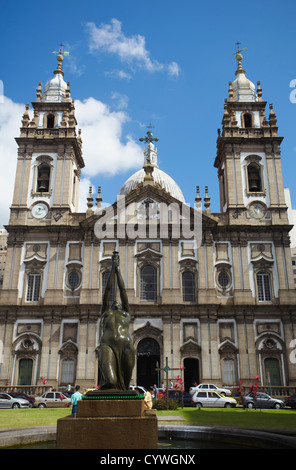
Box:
1, 0, 296, 225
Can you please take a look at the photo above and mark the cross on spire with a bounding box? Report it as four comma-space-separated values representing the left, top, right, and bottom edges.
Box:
235, 41, 241, 53
52, 43, 69, 58
52, 43, 69, 73
139, 123, 159, 145
232, 42, 247, 62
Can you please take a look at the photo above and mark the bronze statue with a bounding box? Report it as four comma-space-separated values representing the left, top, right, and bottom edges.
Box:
98, 252, 135, 391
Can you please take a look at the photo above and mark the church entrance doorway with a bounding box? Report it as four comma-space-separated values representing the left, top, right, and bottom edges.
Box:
137, 338, 160, 389
18, 358, 33, 386
183, 358, 199, 392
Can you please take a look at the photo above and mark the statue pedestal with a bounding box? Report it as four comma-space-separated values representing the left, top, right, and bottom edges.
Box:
56, 395, 158, 449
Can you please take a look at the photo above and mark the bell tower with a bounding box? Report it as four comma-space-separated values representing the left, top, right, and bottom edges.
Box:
215, 47, 287, 225
10, 48, 84, 225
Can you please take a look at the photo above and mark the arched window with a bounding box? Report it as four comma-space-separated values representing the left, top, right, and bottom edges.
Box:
140, 265, 157, 301
61, 358, 75, 384
264, 357, 281, 386
243, 112, 252, 128
102, 271, 115, 302
222, 358, 235, 384
256, 272, 272, 302
46, 113, 55, 129
26, 273, 41, 302
182, 271, 195, 301
247, 163, 262, 192
37, 164, 50, 192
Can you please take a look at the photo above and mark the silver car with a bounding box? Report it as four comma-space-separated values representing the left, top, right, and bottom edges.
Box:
0, 392, 30, 408
34, 391, 71, 408
192, 390, 237, 408
243, 392, 284, 409
189, 383, 232, 396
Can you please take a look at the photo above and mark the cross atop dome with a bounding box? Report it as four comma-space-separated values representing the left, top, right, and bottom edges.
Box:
52, 43, 69, 76
139, 124, 159, 168
232, 42, 248, 75
41, 44, 70, 102
230, 43, 257, 102
139, 123, 159, 145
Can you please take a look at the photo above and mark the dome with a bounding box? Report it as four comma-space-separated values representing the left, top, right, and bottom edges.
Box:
119, 167, 185, 203
119, 131, 185, 202
42, 54, 68, 102
42, 73, 67, 102
232, 59, 257, 102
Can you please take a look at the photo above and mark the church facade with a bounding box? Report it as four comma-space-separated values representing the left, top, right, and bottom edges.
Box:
0, 51, 296, 393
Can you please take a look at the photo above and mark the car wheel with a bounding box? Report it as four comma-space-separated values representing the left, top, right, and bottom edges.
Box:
274, 403, 281, 409
247, 402, 254, 409
195, 402, 202, 408
38, 403, 46, 408
224, 403, 231, 408
12, 403, 20, 409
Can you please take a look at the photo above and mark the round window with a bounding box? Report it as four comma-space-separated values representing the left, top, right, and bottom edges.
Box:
218, 270, 230, 288
68, 270, 80, 290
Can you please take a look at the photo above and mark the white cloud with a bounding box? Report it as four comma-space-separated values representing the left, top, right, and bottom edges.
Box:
75, 97, 143, 177
0, 97, 26, 225
78, 176, 93, 212
105, 69, 133, 81
0, 95, 143, 225
86, 19, 180, 78
168, 61, 181, 78
110, 92, 129, 109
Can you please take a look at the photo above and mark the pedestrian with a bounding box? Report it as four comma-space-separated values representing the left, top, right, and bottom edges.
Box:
71, 385, 83, 417
144, 386, 154, 409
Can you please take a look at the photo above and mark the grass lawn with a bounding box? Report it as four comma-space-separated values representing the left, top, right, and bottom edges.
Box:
158, 408, 296, 433
0, 407, 296, 433
0, 408, 70, 429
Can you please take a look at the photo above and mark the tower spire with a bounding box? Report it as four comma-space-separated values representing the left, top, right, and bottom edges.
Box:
52, 44, 69, 76
139, 125, 159, 168
233, 42, 248, 75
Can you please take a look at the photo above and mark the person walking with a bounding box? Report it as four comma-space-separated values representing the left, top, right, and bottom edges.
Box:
144, 386, 154, 409
71, 385, 83, 417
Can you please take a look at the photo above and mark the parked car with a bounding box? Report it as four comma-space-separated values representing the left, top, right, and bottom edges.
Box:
192, 390, 237, 408
34, 391, 71, 408
243, 392, 284, 409
285, 395, 296, 409
189, 383, 232, 397
0, 392, 30, 409
9, 392, 35, 408
129, 385, 147, 395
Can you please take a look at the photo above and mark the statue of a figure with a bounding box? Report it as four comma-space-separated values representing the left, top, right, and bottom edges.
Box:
98, 252, 135, 391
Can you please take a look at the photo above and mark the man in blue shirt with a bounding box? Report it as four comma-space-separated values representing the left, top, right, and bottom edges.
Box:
71, 385, 83, 417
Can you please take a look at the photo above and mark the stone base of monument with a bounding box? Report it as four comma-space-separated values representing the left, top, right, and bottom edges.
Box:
56, 391, 158, 449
